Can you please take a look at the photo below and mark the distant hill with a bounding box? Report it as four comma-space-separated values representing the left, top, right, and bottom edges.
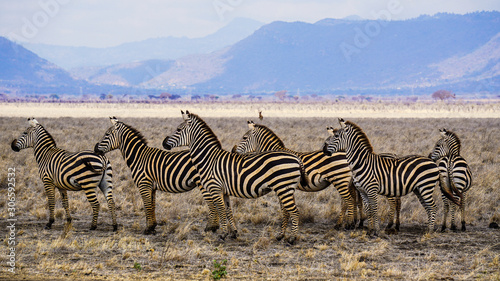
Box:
22, 18, 264, 69
0, 37, 75, 85
0, 37, 161, 98
182, 12, 500, 94
3, 13, 500, 99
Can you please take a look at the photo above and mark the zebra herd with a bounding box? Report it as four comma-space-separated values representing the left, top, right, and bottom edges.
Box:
11, 112, 472, 244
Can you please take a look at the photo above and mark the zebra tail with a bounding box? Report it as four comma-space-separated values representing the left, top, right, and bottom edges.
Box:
447, 164, 463, 205
79, 157, 104, 173
439, 172, 461, 207
298, 158, 309, 188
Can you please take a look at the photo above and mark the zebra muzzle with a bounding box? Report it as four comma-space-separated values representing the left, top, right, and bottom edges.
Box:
11, 140, 20, 152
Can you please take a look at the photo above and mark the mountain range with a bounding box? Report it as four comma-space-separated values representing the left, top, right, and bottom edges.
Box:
22, 18, 264, 69
1, 12, 499, 98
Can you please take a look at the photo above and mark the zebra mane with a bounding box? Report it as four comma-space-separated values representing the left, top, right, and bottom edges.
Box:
119, 122, 148, 145
189, 113, 222, 149
345, 120, 373, 153
443, 130, 461, 154
254, 124, 285, 148
36, 124, 57, 146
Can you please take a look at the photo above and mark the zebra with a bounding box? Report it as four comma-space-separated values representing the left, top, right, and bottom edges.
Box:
163, 111, 306, 244
322, 118, 459, 236
11, 118, 117, 231
326, 126, 402, 233
429, 128, 472, 232
232, 121, 358, 229
94, 117, 218, 235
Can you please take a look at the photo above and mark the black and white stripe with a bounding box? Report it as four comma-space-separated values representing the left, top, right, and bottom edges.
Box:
430, 128, 472, 231
94, 117, 217, 234
11, 118, 117, 231
163, 111, 305, 244
232, 121, 357, 229
323, 118, 458, 235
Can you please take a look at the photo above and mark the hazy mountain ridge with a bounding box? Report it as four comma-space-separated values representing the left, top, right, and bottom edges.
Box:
2, 12, 500, 98
21, 18, 264, 69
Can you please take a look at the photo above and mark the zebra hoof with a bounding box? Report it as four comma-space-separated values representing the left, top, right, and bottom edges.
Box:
113, 225, 118, 232
143, 227, 157, 235
66, 218, 72, 223
385, 228, 398, 235
204, 224, 219, 233
441, 225, 447, 232
276, 234, 284, 241
229, 230, 238, 239
450, 225, 458, 232
90, 225, 97, 231
219, 233, 228, 241
461, 223, 466, 232
489, 222, 499, 229
44, 224, 52, 230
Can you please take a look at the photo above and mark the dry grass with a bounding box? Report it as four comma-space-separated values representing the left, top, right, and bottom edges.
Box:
0, 113, 499, 280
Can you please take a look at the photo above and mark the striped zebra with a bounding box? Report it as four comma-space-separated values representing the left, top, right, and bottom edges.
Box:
163, 111, 306, 244
232, 121, 357, 229
326, 126, 402, 232
429, 128, 472, 232
94, 117, 218, 235
322, 118, 459, 236
11, 118, 117, 231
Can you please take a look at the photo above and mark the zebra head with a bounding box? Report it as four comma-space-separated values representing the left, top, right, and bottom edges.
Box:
11, 117, 39, 152
232, 120, 259, 154
322, 118, 349, 156
163, 110, 193, 150
94, 117, 120, 155
429, 128, 461, 161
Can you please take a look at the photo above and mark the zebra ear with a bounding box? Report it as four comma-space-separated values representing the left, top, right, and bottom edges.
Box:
110, 116, 118, 125
181, 110, 188, 120
247, 120, 255, 129
338, 118, 346, 129
28, 118, 38, 127
327, 126, 335, 136
439, 128, 447, 137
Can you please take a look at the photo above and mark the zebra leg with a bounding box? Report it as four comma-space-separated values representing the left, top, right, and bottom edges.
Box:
441, 197, 449, 232
414, 188, 437, 233
151, 188, 157, 230
138, 183, 156, 235
358, 189, 372, 233
395, 197, 401, 231
209, 185, 229, 240
223, 194, 237, 239
461, 193, 467, 231
450, 198, 458, 232
58, 189, 72, 223
81, 187, 100, 230
98, 171, 118, 232
276, 201, 290, 241
386, 197, 401, 234
43, 182, 56, 229
200, 186, 219, 232
356, 189, 366, 229
277, 189, 299, 245
337, 200, 346, 230
366, 189, 380, 237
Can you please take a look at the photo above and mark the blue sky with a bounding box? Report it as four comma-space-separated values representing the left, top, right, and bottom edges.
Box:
1, 0, 499, 47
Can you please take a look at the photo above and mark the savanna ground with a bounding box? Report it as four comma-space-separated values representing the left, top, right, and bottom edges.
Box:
0, 103, 499, 280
